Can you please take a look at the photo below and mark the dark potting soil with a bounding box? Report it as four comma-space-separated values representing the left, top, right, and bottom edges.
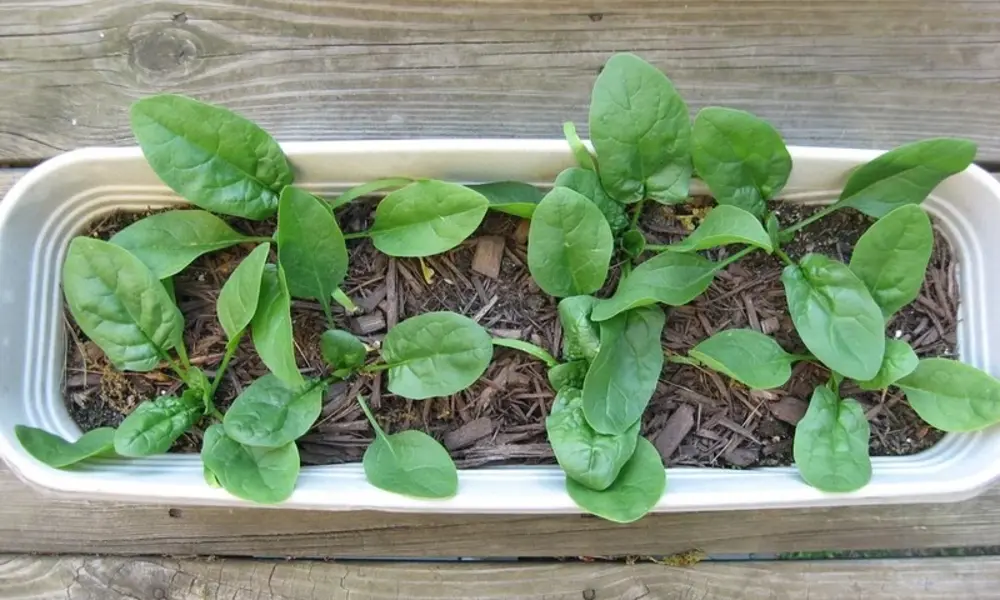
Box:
63, 199, 956, 469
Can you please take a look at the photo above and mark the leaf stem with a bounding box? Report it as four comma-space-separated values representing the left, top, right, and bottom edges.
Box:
319, 295, 336, 330
356, 395, 388, 440
646, 243, 671, 253
631, 198, 647, 229
665, 352, 700, 366
773, 247, 795, 267
715, 246, 757, 271
247, 236, 274, 243
781, 203, 841, 236
361, 362, 394, 373
208, 330, 244, 402
343, 231, 370, 241
491, 337, 559, 368
332, 288, 360, 314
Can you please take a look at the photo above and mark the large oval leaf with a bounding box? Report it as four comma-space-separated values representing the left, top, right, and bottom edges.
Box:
793, 383, 872, 493
782, 254, 885, 381
110, 210, 251, 278
669, 205, 772, 253
63, 237, 184, 372
15, 426, 115, 468
224, 375, 325, 447
557, 295, 601, 362
467, 181, 544, 219
591, 252, 716, 322
364, 430, 458, 499
589, 53, 691, 204
381, 312, 493, 399
856, 338, 919, 391
849, 204, 933, 319
114, 391, 203, 457
554, 168, 629, 234
527, 187, 614, 297
369, 180, 489, 257
835, 138, 976, 218
217, 243, 270, 340
689, 329, 796, 390
897, 358, 1000, 431
250, 264, 303, 387
277, 186, 349, 301
130, 95, 292, 220
582, 306, 666, 435
547, 387, 639, 491
691, 107, 791, 219
566, 436, 666, 523
201, 424, 299, 504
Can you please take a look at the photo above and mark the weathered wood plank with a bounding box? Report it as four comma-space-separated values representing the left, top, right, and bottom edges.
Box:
0, 171, 21, 196
2, 0, 1000, 162
2, 555, 998, 599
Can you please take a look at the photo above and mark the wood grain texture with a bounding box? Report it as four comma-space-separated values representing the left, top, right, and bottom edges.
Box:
2, 0, 1000, 162
2, 555, 999, 599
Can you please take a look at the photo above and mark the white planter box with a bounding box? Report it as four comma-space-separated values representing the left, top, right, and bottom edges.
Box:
1, 140, 999, 513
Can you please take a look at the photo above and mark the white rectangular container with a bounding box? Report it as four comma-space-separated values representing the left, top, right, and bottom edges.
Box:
1, 140, 999, 513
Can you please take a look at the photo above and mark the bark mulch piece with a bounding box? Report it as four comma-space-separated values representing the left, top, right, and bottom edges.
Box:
64, 199, 956, 469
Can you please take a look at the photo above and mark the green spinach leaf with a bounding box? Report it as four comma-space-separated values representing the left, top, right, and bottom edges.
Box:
689, 329, 796, 390
130, 94, 292, 220
320, 329, 367, 371
63, 237, 184, 372
201, 424, 299, 504
276, 186, 349, 301
547, 387, 639, 491
548, 360, 588, 392
622, 229, 646, 258
591, 252, 716, 321
554, 168, 629, 234
849, 204, 933, 319
250, 264, 303, 387
897, 358, 1000, 431
381, 311, 493, 399
110, 210, 251, 278
589, 53, 691, 204
369, 180, 489, 257
558, 295, 601, 362
467, 181, 544, 219
835, 138, 976, 218
793, 383, 872, 492
566, 436, 665, 523
668, 205, 772, 253
563, 121, 597, 171
782, 254, 885, 381
217, 243, 270, 340
527, 187, 614, 297
114, 390, 203, 457
15, 426, 115, 468
856, 338, 919, 391
224, 375, 324, 448
583, 306, 666, 435
691, 107, 791, 219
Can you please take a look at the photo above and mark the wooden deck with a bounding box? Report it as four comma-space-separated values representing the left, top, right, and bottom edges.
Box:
3, 1, 1000, 597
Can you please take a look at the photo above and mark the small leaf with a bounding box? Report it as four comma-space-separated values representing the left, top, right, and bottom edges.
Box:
467, 181, 544, 219
583, 306, 666, 435
782, 254, 885, 381
251, 264, 303, 386
793, 383, 872, 492
224, 375, 324, 448
370, 180, 489, 257
547, 388, 639, 490
201, 424, 299, 504
622, 229, 646, 257
836, 138, 976, 218
554, 167, 629, 234
690, 329, 796, 390
528, 187, 614, 297
130, 94, 292, 220
114, 390, 203, 457
766, 213, 782, 250
591, 252, 716, 321
897, 358, 1000, 431
217, 243, 270, 340
557, 295, 601, 362
856, 338, 919, 391
381, 312, 493, 399
589, 53, 691, 204
277, 186, 349, 301
320, 329, 367, 371
363, 430, 458, 499
62, 237, 183, 372
110, 210, 251, 278
849, 204, 933, 319
548, 360, 588, 392
15, 426, 115, 468
330, 177, 413, 210
566, 437, 665, 523
563, 121, 597, 171
668, 205, 773, 253
691, 107, 791, 219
